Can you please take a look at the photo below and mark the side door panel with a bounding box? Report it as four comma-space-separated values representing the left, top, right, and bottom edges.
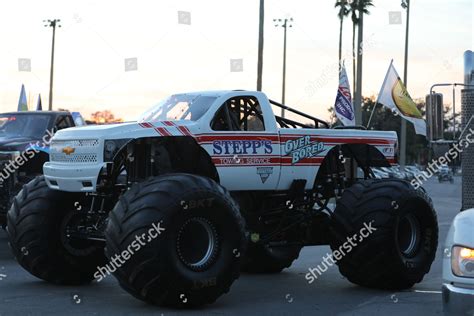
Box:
277, 129, 325, 190
200, 95, 281, 191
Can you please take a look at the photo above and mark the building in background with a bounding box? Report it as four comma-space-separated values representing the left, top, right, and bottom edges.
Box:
464, 50, 474, 86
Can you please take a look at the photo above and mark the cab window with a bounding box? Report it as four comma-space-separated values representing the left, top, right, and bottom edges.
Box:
54, 115, 74, 131
211, 96, 265, 131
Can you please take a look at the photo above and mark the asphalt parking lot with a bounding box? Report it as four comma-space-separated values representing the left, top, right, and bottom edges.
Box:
0, 177, 462, 316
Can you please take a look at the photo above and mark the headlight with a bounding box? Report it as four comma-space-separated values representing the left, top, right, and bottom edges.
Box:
103, 139, 130, 162
452, 246, 474, 278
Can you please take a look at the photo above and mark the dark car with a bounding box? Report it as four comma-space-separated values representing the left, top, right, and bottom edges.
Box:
0, 111, 80, 226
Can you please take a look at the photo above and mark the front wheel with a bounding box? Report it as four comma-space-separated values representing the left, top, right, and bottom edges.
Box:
105, 174, 246, 307
330, 179, 438, 290
7, 176, 106, 285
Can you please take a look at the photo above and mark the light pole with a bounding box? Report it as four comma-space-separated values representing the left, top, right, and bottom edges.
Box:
399, 0, 410, 169
44, 19, 61, 111
274, 17, 292, 117
257, 0, 264, 92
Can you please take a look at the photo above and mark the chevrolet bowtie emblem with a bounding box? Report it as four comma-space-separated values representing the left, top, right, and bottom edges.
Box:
62, 146, 75, 155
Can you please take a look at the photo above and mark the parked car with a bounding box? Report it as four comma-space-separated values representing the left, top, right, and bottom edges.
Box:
0, 111, 82, 227
380, 166, 399, 178
372, 168, 390, 179
442, 208, 474, 314
438, 166, 454, 183
405, 165, 422, 178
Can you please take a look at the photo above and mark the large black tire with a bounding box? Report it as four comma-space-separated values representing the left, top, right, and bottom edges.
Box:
6, 176, 107, 285
105, 174, 246, 307
330, 179, 438, 290
242, 243, 301, 273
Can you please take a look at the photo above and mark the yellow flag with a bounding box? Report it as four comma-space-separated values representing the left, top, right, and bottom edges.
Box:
377, 61, 426, 136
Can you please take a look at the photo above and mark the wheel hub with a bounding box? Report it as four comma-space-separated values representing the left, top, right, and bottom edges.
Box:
176, 217, 219, 271
397, 213, 421, 258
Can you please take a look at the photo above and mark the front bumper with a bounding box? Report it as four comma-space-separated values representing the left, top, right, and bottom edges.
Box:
43, 162, 106, 192
442, 283, 474, 315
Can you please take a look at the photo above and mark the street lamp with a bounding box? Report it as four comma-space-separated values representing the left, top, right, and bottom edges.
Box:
399, 0, 410, 170
44, 19, 61, 111
274, 17, 293, 118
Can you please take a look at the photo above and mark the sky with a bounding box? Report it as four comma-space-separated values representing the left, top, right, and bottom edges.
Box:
0, 0, 472, 121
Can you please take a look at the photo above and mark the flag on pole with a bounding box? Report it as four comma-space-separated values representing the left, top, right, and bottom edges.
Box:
36, 94, 43, 111
377, 61, 426, 136
17, 84, 28, 111
334, 64, 355, 126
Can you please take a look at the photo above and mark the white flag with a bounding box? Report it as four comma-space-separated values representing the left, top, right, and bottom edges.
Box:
334, 65, 355, 126
377, 61, 426, 136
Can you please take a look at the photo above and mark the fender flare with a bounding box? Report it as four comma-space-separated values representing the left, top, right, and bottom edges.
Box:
112, 136, 220, 182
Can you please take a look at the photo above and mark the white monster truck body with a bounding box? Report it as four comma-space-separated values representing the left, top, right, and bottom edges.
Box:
11, 91, 440, 310
44, 90, 397, 192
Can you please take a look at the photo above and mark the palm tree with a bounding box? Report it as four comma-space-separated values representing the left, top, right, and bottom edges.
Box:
349, 0, 358, 92
352, 0, 374, 125
349, 1, 373, 94
335, 1, 349, 67
257, 0, 264, 91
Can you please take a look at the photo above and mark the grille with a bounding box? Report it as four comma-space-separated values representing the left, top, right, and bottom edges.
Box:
50, 153, 98, 163
51, 139, 99, 148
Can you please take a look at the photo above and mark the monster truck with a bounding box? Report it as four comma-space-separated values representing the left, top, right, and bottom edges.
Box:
7, 91, 438, 307
0, 111, 83, 227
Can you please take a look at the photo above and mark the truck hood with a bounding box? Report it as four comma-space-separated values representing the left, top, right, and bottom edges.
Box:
53, 121, 198, 141
0, 136, 44, 152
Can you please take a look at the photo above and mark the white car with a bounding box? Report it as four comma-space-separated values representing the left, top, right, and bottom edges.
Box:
442, 208, 474, 315
372, 168, 389, 179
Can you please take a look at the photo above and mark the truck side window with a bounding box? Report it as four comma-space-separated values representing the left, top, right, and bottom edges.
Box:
211, 96, 265, 131
54, 115, 74, 131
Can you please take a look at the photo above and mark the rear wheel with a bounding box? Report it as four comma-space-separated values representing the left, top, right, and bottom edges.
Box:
105, 174, 246, 307
330, 179, 438, 290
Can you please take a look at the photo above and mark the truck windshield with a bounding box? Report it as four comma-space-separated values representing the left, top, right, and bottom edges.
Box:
140, 94, 217, 122
0, 114, 51, 138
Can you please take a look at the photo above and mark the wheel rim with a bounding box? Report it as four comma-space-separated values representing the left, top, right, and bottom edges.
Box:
60, 211, 101, 256
176, 217, 218, 271
397, 213, 421, 257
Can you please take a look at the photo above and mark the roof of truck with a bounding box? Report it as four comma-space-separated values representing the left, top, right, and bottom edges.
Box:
0, 111, 70, 116
172, 90, 257, 97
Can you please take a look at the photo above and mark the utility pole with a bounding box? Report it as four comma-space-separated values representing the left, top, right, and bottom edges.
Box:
257, 0, 264, 92
44, 19, 61, 111
400, 0, 410, 169
274, 17, 293, 117
354, 6, 364, 125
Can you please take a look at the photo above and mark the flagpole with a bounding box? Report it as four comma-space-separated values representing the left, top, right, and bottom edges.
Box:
400, 0, 411, 170
367, 60, 393, 128
367, 95, 380, 129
